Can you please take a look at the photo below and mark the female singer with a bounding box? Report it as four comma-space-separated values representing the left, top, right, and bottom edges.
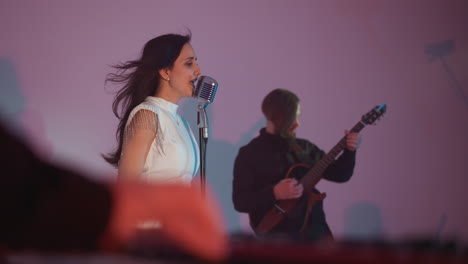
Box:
104, 33, 201, 185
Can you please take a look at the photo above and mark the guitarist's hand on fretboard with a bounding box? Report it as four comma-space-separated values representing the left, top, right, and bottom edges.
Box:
273, 178, 304, 200
345, 130, 361, 151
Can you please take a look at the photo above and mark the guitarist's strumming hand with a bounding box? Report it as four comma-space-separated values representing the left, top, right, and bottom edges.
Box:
345, 130, 361, 151
273, 178, 304, 200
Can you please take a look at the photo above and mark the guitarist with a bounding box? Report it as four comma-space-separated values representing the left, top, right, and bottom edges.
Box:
232, 89, 361, 242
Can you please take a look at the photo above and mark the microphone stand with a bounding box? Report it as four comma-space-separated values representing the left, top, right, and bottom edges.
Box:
197, 104, 209, 196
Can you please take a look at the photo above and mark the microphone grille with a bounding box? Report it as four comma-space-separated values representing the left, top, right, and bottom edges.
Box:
194, 76, 218, 104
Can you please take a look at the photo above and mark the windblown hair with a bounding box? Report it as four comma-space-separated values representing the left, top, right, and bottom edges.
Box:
103, 33, 192, 166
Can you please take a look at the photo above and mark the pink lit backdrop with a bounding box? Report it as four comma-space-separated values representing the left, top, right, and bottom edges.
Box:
1, 0, 467, 242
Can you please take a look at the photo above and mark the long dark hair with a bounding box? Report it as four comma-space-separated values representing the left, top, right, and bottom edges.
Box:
261, 89, 300, 147
103, 33, 192, 166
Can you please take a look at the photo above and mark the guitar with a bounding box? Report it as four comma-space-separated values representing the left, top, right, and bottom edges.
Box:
254, 104, 387, 234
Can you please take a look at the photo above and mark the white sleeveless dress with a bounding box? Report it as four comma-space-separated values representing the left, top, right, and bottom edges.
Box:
122, 96, 199, 185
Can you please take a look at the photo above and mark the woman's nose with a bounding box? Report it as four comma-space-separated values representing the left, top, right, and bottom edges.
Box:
195, 63, 202, 76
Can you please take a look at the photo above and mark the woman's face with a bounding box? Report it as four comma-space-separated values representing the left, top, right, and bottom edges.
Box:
167, 43, 201, 99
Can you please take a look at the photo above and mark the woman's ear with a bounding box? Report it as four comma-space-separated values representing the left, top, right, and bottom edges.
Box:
158, 68, 170, 81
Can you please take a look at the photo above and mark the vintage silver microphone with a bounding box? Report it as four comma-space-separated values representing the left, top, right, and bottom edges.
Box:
193, 75, 218, 105
193, 76, 218, 138
192, 75, 218, 196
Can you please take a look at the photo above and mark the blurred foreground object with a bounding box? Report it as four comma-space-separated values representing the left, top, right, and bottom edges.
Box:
0, 119, 227, 262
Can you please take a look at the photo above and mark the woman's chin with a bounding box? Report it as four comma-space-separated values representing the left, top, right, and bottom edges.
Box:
186, 89, 194, 98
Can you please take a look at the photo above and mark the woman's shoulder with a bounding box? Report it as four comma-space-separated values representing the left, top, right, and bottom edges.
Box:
125, 102, 161, 129
130, 101, 160, 116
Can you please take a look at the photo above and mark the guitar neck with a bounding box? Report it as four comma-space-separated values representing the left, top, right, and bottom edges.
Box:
300, 121, 366, 189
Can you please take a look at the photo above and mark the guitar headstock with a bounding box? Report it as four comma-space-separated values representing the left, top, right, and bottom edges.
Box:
362, 104, 387, 125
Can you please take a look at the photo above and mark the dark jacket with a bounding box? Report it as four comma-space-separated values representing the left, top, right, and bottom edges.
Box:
232, 128, 356, 240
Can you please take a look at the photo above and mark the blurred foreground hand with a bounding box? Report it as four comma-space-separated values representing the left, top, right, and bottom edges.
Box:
101, 182, 228, 261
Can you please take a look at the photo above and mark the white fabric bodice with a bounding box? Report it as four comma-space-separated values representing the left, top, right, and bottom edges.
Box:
125, 96, 199, 184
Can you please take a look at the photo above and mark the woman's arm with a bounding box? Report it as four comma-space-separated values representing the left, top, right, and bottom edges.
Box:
118, 109, 157, 180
